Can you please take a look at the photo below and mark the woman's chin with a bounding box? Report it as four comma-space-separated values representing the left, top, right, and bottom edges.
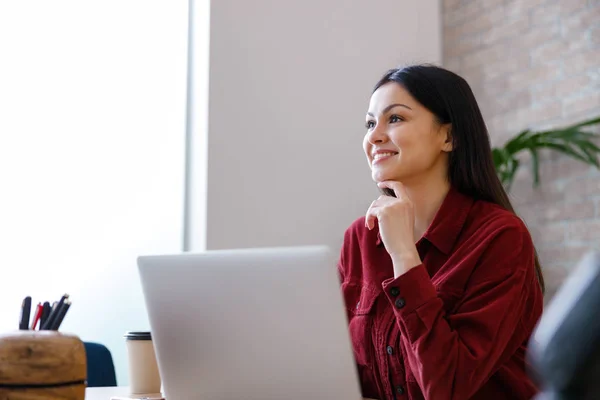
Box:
372, 170, 400, 183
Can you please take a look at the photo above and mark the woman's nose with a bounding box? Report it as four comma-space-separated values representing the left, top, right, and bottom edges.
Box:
367, 124, 387, 144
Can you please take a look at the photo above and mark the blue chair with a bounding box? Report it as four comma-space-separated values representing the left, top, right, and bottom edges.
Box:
83, 342, 117, 387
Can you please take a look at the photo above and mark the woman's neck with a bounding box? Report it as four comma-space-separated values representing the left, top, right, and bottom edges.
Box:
404, 177, 451, 241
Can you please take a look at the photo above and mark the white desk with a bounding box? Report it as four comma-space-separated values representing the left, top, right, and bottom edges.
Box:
86, 386, 374, 400
85, 387, 130, 400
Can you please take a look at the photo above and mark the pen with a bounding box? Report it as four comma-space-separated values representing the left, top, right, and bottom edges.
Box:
30, 303, 43, 330
51, 300, 71, 331
40, 301, 51, 328
41, 301, 58, 330
19, 296, 32, 330
41, 294, 69, 330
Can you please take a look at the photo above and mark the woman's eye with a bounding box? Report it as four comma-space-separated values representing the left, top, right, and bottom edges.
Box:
390, 115, 403, 123
365, 120, 375, 129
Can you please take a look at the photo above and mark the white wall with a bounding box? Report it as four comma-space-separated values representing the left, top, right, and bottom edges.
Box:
190, 0, 442, 252
0, 1, 187, 385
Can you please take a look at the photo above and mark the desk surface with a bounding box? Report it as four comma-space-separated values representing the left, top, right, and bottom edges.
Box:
86, 387, 130, 400
86, 386, 374, 400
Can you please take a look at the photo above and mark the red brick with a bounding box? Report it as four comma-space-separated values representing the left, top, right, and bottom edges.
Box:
497, 102, 563, 135
444, 35, 482, 58
565, 176, 600, 199
487, 115, 510, 142
445, 12, 497, 40
507, 63, 562, 92
564, 92, 600, 117
443, 57, 461, 72
488, 89, 532, 115
542, 264, 571, 299
530, 222, 567, 247
488, 108, 528, 142
481, 15, 530, 46
517, 22, 561, 48
530, 36, 588, 65
567, 219, 600, 242
529, 100, 564, 125
531, 4, 561, 25
542, 156, 593, 181
510, 173, 565, 205
482, 52, 530, 81
443, 0, 461, 12
480, 0, 505, 12
504, 0, 550, 17
542, 200, 595, 221
531, 1, 587, 26
591, 26, 600, 45
459, 67, 485, 89
515, 203, 543, 224
539, 245, 589, 266
532, 74, 593, 103
444, 1, 483, 27
462, 41, 509, 69
563, 3, 600, 34
490, 108, 530, 145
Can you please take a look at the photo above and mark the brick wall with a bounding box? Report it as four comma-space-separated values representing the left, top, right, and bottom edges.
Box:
442, 0, 600, 299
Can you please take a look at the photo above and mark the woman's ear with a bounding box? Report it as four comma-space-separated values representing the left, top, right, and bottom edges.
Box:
441, 124, 453, 152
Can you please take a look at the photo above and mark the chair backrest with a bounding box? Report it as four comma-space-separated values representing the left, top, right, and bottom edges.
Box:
528, 252, 600, 400
83, 342, 117, 387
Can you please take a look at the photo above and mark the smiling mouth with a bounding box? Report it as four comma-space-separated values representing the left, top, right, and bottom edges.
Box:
372, 152, 398, 164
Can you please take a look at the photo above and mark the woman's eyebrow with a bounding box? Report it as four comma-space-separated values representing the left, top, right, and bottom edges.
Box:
366, 103, 413, 117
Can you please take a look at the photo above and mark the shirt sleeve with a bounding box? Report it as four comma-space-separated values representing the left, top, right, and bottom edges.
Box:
381, 224, 538, 400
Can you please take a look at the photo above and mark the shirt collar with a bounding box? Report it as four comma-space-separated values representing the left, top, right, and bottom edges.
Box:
376, 186, 474, 255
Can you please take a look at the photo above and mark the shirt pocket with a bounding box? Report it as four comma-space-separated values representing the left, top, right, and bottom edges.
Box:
343, 283, 379, 367
343, 283, 380, 398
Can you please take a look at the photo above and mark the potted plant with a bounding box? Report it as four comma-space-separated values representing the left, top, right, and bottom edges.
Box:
493, 116, 600, 189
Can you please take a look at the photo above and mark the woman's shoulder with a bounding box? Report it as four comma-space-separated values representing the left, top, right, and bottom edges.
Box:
470, 198, 530, 234
464, 199, 534, 260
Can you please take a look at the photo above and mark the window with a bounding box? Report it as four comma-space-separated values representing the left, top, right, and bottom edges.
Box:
0, 0, 188, 384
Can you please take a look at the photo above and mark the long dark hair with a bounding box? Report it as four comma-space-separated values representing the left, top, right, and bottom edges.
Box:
373, 64, 545, 294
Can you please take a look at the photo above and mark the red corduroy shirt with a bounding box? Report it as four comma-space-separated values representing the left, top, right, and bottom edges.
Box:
338, 187, 543, 400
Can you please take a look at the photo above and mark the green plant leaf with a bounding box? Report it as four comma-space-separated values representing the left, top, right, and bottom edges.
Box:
535, 142, 590, 163
530, 148, 540, 186
492, 115, 600, 190
569, 116, 600, 130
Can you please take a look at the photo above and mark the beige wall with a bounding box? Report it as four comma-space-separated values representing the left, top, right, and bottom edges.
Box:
190, 0, 442, 253
442, 0, 600, 299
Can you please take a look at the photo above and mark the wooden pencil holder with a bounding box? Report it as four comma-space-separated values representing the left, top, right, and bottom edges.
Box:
0, 330, 86, 400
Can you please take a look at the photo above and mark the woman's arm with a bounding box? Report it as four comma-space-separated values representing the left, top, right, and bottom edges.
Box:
382, 224, 541, 400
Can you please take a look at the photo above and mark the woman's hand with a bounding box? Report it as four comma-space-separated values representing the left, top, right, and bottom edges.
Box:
365, 180, 421, 277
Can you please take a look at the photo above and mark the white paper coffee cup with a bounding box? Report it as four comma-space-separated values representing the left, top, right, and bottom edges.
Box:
124, 331, 161, 395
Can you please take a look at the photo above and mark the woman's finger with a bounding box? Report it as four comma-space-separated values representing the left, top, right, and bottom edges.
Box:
366, 196, 397, 229
365, 200, 378, 230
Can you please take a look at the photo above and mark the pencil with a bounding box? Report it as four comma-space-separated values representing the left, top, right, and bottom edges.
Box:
41, 294, 69, 330
51, 300, 71, 331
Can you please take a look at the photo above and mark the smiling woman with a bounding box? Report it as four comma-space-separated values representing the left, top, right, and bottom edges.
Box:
338, 64, 544, 400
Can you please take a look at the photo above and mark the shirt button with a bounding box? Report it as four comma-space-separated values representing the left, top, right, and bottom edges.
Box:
389, 287, 400, 297
396, 385, 405, 395
386, 345, 393, 355
394, 297, 406, 309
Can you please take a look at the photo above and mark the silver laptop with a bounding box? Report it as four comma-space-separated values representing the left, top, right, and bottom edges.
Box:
137, 245, 362, 400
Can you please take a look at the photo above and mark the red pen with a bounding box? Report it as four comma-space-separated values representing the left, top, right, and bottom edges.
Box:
30, 303, 43, 330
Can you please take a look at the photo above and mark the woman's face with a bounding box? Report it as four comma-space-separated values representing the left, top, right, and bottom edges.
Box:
363, 82, 452, 185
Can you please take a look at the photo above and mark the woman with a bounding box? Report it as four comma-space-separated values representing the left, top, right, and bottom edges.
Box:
339, 64, 544, 400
